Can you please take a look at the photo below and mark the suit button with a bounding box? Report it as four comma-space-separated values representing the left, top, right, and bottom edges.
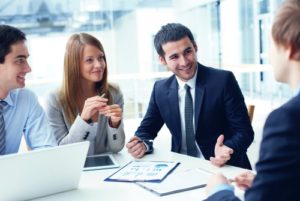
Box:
83, 131, 90, 140
113, 134, 117, 140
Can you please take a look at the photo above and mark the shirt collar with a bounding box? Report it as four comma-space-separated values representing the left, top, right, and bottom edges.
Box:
295, 85, 300, 96
3, 90, 15, 107
176, 64, 198, 90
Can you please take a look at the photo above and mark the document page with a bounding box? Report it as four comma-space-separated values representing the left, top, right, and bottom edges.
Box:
136, 168, 213, 196
104, 161, 180, 182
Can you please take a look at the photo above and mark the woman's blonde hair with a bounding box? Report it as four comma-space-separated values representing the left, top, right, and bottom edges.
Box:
59, 33, 111, 123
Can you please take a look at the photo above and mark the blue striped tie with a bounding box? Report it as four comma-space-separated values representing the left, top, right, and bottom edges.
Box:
184, 84, 198, 157
0, 101, 7, 155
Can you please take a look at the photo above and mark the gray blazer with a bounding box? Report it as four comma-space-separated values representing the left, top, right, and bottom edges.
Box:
44, 85, 125, 155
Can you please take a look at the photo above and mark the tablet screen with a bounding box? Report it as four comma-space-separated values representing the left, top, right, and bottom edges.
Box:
84, 154, 119, 171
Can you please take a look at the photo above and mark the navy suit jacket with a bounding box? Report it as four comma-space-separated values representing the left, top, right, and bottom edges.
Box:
205, 93, 300, 201
136, 63, 254, 169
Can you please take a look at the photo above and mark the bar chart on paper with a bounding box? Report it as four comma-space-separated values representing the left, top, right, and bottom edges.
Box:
104, 161, 180, 182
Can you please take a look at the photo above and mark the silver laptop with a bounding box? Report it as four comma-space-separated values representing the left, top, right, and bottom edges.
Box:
0, 141, 89, 201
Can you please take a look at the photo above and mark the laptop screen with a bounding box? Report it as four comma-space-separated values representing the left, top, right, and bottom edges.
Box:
0, 141, 89, 201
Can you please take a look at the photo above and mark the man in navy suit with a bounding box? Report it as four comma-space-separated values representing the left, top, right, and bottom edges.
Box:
126, 23, 254, 169
204, 0, 300, 200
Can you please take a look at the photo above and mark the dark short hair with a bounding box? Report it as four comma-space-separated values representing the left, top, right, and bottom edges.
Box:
154, 23, 195, 57
0, 25, 26, 63
272, 0, 300, 51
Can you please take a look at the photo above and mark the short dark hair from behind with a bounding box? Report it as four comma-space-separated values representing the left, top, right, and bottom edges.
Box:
0, 25, 26, 63
154, 23, 195, 57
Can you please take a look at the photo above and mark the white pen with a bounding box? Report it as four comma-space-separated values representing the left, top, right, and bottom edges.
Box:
99, 93, 106, 98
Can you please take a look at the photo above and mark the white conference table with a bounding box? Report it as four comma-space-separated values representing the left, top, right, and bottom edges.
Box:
34, 148, 246, 201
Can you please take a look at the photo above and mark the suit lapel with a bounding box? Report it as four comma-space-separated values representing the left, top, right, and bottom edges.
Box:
167, 77, 182, 145
195, 65, 205, 134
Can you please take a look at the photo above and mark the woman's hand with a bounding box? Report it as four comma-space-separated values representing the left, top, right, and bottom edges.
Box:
100, 104, 122, 128
80, 95, 108, 121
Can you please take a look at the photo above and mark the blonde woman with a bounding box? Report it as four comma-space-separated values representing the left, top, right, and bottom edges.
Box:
45, 33, 125, 155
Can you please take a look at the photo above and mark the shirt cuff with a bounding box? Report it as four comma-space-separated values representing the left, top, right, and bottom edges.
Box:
108, 119, 122, 129
208, 184, 234, 197
143, 141, 150, 152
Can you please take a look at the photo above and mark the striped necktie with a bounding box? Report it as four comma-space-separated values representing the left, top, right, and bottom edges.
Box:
184, 84, 198, 157
0, 101, 7, 155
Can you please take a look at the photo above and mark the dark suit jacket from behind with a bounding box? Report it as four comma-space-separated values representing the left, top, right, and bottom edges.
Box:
136, 63, 254, 169
205, 93, 300, 201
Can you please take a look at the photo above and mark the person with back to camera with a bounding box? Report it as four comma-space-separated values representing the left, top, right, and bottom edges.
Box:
45, 33, 125, 155
204, 0, 300, 200
126, 23, 254, 169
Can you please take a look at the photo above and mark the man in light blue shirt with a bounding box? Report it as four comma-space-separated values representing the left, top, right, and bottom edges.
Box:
0, 25, 57, 155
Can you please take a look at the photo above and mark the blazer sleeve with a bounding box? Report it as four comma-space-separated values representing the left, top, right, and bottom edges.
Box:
105, 87, 125, 153
204, 190, 240, 201
44, 90, 96, 145
222, 72, 254, 159
134, 82, 164, 150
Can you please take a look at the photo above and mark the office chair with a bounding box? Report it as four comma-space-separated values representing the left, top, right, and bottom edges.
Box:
247, 104, 255, 123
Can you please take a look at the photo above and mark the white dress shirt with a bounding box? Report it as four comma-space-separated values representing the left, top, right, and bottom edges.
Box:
175, 67, 203, 158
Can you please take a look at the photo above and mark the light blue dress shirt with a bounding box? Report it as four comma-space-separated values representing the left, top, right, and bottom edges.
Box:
295, 86, 300, 96
208, 183, 234, 197
2, 88, 57, 154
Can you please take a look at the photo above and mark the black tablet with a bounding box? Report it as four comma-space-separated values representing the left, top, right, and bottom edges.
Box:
84, 154, 119, 171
